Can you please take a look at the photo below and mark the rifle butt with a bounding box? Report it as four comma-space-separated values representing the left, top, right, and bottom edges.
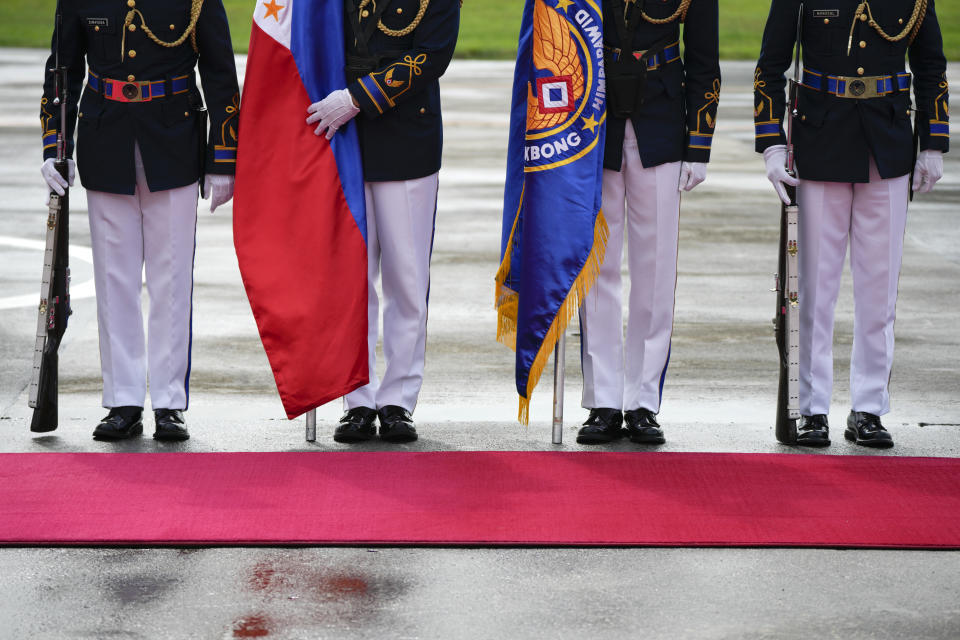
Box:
775, 363, 797, 444
30, 351, 59, 432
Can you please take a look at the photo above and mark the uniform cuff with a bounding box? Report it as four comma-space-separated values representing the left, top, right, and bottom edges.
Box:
349, 77, 391, 118
212, 145, 237, 164
920, 134, 949, 153
683, 143, 712, 163
928, 119, 949, 138
205, 161, 236, 176
755, 121, 786, 153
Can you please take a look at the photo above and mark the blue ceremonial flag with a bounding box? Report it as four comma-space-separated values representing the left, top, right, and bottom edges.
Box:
496, 0, 607, 423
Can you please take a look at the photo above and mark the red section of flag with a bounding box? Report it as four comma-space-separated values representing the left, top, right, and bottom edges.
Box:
234, 24, 368, 419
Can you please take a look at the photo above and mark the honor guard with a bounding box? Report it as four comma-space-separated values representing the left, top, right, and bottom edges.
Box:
305, 0, 460, 443
756, 0, 948, 447
576, 0, 720, 445
39, 0, 240, 441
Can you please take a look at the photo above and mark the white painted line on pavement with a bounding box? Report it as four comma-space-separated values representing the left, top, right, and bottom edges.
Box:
0, 235, 95, 310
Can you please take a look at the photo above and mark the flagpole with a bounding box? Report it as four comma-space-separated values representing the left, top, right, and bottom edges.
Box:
305, 409, 316, 442
552, 333, 565, 444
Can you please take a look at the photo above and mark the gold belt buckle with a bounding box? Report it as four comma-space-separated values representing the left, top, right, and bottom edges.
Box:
840, 76, 880, 99
119, 80, 148, 102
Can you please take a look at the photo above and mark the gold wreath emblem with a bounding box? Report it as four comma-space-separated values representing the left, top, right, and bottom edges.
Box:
384, 68, 405, 88
526, 0, 584, 131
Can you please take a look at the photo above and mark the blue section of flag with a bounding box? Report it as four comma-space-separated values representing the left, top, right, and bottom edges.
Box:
290, 0, 366, 242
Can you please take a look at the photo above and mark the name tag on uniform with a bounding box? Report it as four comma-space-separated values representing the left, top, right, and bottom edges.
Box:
86, 17, 110, 28
812, 9, 840, 18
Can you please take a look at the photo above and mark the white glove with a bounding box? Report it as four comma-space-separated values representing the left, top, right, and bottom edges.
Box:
41, 158, 75, 204
679, 161, 707, 192
306, 88, 360, 140
763, 144, 799, 205
204, 174, 235, 213
912, 149, 943, 194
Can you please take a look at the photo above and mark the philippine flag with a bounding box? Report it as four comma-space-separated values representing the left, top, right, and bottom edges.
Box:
234, 0, 368, 419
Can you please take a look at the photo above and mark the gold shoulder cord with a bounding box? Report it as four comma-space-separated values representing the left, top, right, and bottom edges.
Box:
846, 0, 927, 55
358, 0, 431, 37
638, 0, 693, 25
121, 0, 206, 60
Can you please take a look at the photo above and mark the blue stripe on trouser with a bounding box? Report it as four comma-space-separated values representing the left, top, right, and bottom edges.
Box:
183, 218, 197, 410
658, 344, 671, 404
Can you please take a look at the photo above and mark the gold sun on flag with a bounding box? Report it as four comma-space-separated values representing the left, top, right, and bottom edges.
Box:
263, 0, 285, 21
555, 0, 575, 12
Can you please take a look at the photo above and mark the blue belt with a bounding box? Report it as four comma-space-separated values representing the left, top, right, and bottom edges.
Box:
87, 71, 192, 102
800, 68, 911, 98
605, 42, 681, 70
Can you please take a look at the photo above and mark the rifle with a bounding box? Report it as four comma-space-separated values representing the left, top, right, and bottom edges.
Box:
29, 8, 72, 433
774, 4, 803, 444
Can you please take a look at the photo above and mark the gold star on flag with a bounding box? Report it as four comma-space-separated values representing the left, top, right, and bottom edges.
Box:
263, 0, 284, 21
555, 0, 575, 12
581, 113, 600, 133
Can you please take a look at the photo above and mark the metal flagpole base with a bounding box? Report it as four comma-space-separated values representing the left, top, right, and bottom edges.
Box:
552, 334, 565, 444
305, 409, 317, 442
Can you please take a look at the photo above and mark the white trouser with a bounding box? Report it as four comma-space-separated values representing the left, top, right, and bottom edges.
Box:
344, 173, 439, 413
797, 158, 909, 417
86, 144, 199, 410
579, 123, 682, 412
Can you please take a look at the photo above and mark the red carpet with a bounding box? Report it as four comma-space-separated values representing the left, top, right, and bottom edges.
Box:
2, 451, 960, 547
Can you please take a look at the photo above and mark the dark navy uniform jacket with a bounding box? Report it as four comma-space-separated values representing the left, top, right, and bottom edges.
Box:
345, 0, 460, 182
754, 0, 949, 183
41, 0, 240, 195
602, 0, 721, 171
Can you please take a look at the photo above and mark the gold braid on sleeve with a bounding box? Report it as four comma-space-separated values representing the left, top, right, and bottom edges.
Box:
359, 0, 430, 37
846, 0, 927, 55
121, 0, 206, 60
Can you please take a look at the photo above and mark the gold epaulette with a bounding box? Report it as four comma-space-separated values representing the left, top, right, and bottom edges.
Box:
846, 0, 928, 55
635, 0, 692, 25
359, 0, 430, 37
121, 0, 206, 61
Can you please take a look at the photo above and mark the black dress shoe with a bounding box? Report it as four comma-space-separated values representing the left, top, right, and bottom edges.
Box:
154, 409, 190, 441
334, 407, 378, 443
576, 408, 624, 444
796, 414, 830, 447
845, 411, 894, 448
92, 406, 143, 440
378, 405, 418, 443
624, 408, 665, 445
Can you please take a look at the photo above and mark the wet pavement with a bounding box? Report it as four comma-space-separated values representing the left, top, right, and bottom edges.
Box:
1, 49, 959, 638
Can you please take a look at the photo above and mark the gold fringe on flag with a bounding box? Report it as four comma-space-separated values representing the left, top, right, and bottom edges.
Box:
495, 208, 610, 424
494, 191, 522, 350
